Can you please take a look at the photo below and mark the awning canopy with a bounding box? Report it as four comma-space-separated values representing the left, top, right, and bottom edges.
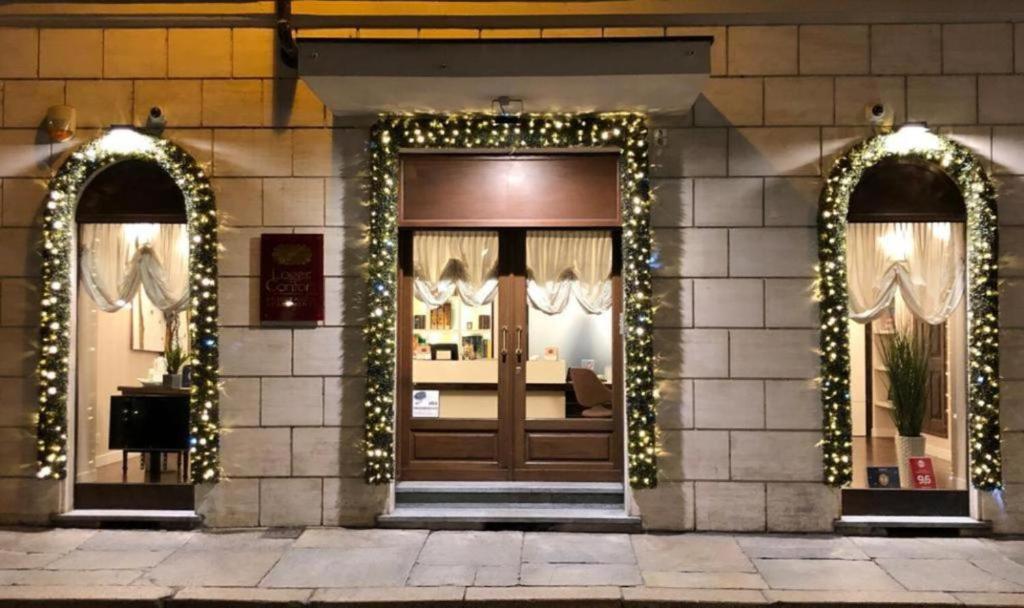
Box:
298, 37, 711, 116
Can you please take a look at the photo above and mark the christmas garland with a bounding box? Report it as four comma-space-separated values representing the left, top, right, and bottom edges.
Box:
365, 113, 657, 488
37, 129, 221, 483
818, 128, 1000, 490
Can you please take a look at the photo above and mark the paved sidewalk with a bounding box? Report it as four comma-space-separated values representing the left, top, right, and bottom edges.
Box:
3, 528, 1024, 606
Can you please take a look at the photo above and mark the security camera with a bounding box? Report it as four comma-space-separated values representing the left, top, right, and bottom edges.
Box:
146, 106, 167, 134
866, 103, 894, 131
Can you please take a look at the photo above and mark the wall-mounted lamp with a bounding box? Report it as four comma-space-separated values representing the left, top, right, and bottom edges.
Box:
44, 105, 76, 143
885, 122, 940, 154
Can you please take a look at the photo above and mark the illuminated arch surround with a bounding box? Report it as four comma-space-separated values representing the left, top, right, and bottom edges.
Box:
818, 128, 1000, 490
364, 113, 658, 488
36, 129, 221, 482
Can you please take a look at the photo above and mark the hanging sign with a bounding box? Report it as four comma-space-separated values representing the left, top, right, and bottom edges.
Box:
260, 233, 324, 324
909, 457, 938, 489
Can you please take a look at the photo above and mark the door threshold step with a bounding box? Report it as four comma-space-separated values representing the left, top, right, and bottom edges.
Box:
379, 505, 641, 532
395, 481, 625, 505
55, 509, 201, 529
836, 515, 990, 536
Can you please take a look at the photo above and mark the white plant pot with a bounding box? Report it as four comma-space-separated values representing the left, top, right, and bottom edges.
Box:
895, 434, 926, 488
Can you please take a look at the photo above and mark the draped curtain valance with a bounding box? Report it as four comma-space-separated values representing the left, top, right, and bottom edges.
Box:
79, 223, 190, 315
412, 231, 500, 309
526, 230, 612, 315
846, 222, 965, 325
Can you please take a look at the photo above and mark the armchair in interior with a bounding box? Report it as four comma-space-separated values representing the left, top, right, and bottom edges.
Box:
569, 367, 613, 418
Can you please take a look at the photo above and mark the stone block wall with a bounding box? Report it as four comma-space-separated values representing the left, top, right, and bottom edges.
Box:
0, 19, 1021, 532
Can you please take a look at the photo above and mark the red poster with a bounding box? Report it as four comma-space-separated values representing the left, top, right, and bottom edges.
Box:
909, 457, 937, 489
260, 234, 324, 324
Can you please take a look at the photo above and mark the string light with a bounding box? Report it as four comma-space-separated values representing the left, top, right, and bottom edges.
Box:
818, 130, 1000, 490
36, 129, 221, 482
366, 113, 658, 488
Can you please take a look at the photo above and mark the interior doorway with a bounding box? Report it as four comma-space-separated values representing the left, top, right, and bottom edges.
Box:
395, 154, 624, 482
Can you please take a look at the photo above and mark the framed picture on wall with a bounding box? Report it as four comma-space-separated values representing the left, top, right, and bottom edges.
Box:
478, 314, 491, 330
413, 314, 426, 329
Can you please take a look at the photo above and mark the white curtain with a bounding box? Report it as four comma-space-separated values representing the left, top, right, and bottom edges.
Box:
412, 231, 499, 309
847, 222, 965, 325
526, 231, 613, 315
79, 223, 190, 315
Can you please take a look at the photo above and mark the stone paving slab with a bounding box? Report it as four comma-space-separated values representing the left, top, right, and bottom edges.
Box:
2, 528, 1024, 606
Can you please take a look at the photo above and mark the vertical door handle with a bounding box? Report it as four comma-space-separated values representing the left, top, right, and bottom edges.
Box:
500, 326, 508, 362
515, 326, 523, 363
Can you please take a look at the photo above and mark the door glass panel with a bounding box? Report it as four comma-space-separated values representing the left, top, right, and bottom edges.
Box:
410, 231, 500, 420
525, 231, 614, 420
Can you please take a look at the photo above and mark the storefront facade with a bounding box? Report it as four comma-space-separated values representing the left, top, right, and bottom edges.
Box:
1, 0, 1023, 533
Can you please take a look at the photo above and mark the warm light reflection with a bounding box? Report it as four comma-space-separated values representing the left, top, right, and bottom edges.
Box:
96, 128, 157, 156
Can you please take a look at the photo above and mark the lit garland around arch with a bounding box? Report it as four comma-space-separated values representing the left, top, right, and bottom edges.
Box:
818, 128, 1000, 490
364, 113, 658, 488
36, 129, 221, 483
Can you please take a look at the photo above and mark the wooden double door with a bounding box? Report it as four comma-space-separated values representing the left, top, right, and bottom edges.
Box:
396, 229, 624, 482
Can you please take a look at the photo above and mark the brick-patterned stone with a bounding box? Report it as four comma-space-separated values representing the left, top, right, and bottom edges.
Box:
263, 79, 326, 128
217, 227, 264, 276
262, 377, 323, 426
218, 377, 260, 427
104, 29, 167, 78
693, 279, 763, 328
654, 228, 728, 278
293, 327, 365, 376
730, 430, 822, 481
728, 26, 797, 76
323, 376, 367, 427
635, 481, 695, 531
834, 77, 906, 126
694, 379, 764, 429
213, 129, 292, 177
657, 378, 693, 430
134, 79, 202, 127
203, 80, 264, 127
694, 78, 763, 127
0, 28, 38, 78
799, 25, 868, 75
220, 427, 290, 476
322, 276, 367, 328
3, 81, 63, 128
765, 380, 821, 430
766, 482, 838, 532
651, 128, 727, 177
728, 128, 820, 177
682, 430, 730, 479
40, 29, 101, 77
693, 178, 763, 227
943, 23, 1013, 74
695, 482, 766, 531
871, 24, 941, 75
325, 177, 368, 227
764, 77, 834, 126
323, 477, 389, 526
653, 278, 692, 329
169, 28, 232, 77
195, 478, 259, 527
0, 377, 34, 427
263, 177, 324, 226
219, 327, 292, 376
980, 76, 1024, 125
907, 76, 977, 125
233, 28, 295, 78
730, 330, 818, 379
260, 478, 322, 526
65, 80, 133, 129
651, 178, 693, 228
292, 427, 362, 477
993, 127, 1024, 175
765, 279, 817, 328
764, 177, 819, 227
212, 178, 263, 227
0, 278, 37, 326
655, 328, 728, 379
2, 178, 46, 227
729, 227, 816, 278
0, 427, 35, 476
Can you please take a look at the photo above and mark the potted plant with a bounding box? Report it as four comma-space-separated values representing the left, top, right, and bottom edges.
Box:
880, 327, 930, 487
162, 315, 185, 389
